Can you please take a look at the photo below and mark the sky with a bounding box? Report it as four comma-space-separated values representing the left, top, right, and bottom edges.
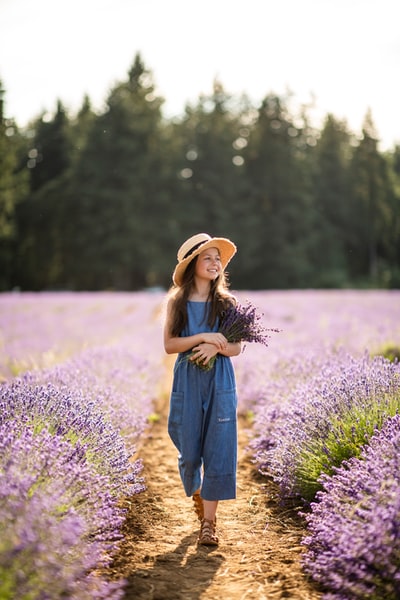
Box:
1, 0, 399, 150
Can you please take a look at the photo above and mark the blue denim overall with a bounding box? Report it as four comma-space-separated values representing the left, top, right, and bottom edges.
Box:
168, 301, 238, 501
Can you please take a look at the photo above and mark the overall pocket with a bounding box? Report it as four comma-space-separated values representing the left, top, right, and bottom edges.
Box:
169, 391, 184, 425
168, 391, 184, 449
216, 388, 237, 423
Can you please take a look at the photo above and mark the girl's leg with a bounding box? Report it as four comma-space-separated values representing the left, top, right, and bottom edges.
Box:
192, 493, 218, 522
198, 500, 219, 546
192, 488, 204, 520
201, 388, 238, 501
203, 499, 218, 521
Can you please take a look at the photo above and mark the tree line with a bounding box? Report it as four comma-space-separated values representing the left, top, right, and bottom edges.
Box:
1, 53, 399, 291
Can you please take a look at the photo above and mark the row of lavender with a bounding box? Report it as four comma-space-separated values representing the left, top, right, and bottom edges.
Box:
233, 290, 400, 600
0, 292, 165, 599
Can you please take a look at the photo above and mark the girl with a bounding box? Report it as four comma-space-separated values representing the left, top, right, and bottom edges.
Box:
163, 232, 241, 546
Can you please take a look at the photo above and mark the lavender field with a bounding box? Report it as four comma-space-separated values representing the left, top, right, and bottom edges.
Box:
1, 290, 400, 599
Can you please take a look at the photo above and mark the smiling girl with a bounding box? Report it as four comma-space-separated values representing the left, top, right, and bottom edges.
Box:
163, 233, 240, 546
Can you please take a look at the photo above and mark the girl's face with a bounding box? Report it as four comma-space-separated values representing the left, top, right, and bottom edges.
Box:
195, 247, 222, 282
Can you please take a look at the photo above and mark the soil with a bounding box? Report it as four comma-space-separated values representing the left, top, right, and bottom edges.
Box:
108, 360, 322, 600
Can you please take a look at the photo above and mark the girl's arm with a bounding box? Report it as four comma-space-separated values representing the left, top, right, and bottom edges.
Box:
163, 297, 228, 355
218, 341, 241, 357
189, 340, 241, 366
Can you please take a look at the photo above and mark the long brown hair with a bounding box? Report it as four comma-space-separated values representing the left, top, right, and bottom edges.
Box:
168, 256, 236, 337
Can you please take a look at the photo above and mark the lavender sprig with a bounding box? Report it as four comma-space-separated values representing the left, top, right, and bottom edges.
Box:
192, 301, 280, 370
219, 301, 279, 345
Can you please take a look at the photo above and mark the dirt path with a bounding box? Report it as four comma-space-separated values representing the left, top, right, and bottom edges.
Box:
108, 363, 322, 600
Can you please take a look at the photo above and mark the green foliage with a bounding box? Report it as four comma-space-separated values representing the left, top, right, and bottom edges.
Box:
347, 111, 394, 284
294, 392, 400, 502
374, 344, 400, 363
0, 84, 29, 289
1, 61, 399, 291
308, 114, 352, 287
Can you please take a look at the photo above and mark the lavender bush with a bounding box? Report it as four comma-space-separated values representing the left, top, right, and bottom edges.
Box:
0, 421, 125, 599
0, 377, 145, 495
253, 352, 400, 503
302, 414, 400, 600
26, 345, 156, 450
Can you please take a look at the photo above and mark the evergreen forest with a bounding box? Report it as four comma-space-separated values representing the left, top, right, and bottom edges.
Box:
1, 53, 399, 291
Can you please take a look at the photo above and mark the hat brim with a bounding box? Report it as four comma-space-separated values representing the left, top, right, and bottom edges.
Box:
172, 238, 237, 286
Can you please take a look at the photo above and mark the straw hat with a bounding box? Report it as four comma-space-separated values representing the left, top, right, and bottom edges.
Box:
172, 233, 237, 286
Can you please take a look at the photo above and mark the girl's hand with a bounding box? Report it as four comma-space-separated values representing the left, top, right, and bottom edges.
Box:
202, 332, 228, 351
190, 343, 218, 366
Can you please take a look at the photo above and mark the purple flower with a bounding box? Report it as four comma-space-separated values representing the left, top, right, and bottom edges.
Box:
219, 301, 279, 345
302, 414, 400, 599
0, 377, 145, 496
0, 421, 125, 599
251, 352, 400, 503
192, 300, 280, 370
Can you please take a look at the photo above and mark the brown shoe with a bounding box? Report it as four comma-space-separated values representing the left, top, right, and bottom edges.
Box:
192, 492, 204, 521
198, 518, 219, 546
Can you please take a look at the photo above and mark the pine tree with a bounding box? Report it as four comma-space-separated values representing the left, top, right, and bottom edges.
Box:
242, 94, 314, 288
348, 110, 392, 283
62, 53, 166, 289
0, 81, 28, 289
310, 114, 352, 286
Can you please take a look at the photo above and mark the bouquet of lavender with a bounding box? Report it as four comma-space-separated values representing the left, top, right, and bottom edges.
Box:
191, 300, 280, 371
